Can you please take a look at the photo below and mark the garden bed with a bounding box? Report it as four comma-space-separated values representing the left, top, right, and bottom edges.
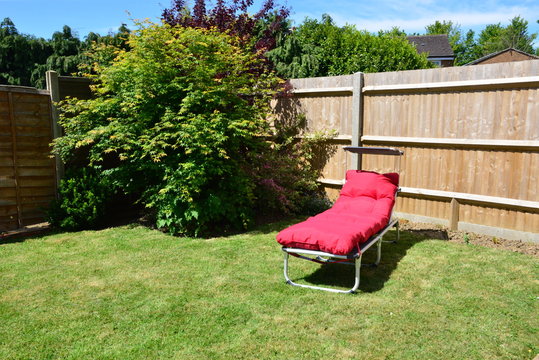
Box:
399, 220, 539, 257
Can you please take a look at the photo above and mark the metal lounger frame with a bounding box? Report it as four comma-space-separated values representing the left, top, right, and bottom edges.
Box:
282, 218, 399, 294
281, 146, 404, 294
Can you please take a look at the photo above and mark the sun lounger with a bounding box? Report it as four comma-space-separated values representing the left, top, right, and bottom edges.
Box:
276, 146, 403, 294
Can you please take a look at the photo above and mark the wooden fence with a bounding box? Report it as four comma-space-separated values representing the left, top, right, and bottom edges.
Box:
5, 65, 537, 240
0, 71, 87, 232
274, 60, 539, 242
0, 85, 56, 232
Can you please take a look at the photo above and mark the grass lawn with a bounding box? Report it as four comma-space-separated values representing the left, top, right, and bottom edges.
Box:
0, 221, 537, 360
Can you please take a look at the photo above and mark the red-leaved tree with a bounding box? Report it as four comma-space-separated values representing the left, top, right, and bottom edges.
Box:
162, 0, 289, 60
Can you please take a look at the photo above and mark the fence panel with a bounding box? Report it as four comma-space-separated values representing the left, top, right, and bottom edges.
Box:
362, 61, 539, 240
0, 86, 56, 232
271, 75, 356, 199
278, 60, 539, 241
12, 66, 537, 240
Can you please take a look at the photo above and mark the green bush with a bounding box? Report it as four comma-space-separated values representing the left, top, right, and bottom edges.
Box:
53, 22, 282, 236
47, 168, 112, 230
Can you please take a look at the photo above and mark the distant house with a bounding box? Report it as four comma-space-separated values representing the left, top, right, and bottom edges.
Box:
465, 48, 539, 66
407, 34, 455, 67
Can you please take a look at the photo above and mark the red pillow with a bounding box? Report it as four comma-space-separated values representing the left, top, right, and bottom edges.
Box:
340, 170, 398, 199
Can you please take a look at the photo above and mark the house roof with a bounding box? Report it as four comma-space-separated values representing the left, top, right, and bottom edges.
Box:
406, 34, 454, 58
464, 47, 539, 65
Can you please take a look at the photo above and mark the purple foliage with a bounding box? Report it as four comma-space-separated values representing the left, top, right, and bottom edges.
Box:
162, 0, 289, 54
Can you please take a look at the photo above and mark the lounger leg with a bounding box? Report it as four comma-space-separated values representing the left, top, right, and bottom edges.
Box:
383, 220, 399, 244
375, 238, 382, 265
283, 250, 362, 294
351, 255, 361, 293
361, 238, 382, 268
283, 251, 292, 285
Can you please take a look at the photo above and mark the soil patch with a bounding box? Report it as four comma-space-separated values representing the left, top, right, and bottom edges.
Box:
399, 220, 539, 258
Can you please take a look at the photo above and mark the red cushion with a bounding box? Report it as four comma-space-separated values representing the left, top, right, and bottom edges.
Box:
276, 171, 398, 255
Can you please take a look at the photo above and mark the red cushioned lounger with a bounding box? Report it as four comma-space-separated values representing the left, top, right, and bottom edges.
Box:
277, 146, 403, 294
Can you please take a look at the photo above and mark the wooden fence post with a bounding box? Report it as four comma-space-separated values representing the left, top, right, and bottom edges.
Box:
7, 91, 22, 228
45, 71, 64, 192
450, 198, 460, 231
351, 72, 364, 170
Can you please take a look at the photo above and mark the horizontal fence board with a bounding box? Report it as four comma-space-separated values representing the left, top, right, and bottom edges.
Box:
15, 159, 55, 167
11, 150, 53, 159
19, 187, 55, 197
0, 177, 16, 188
363, 90, 539, 141
0, 85, 49, 95
11, 93, 51, 104
18, 167, 56, 177
400, 187, 539, 211
0, 167, 15, 176
0, 205, 18, 216
15, 133, 53, 141
0, 216, 18, 224
291, 87, 354, 95
0, 199, 17, 206
11, 115, 52, 127
0, 220, 19, 232
362, 146, 539, 203
0, 157, 13, 166
21, 196, 54, 206
0, 187, 16, 197
316, 179, 538, 211
0, 125, 52, 134
363, 75, 539, 93
361, 135, 539, 150
18, 178, 56, 188
11, 142, 51, 150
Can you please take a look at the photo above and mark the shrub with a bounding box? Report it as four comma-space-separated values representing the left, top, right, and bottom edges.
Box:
47, 168, 113, 230
248, 131, 335, 216
53, 22, 281, 236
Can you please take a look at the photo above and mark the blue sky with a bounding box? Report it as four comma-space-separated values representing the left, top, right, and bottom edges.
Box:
2, 0, 539, 43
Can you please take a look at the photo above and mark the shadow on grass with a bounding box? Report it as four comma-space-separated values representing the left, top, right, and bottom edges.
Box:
287, 228, 448, 293
248, 217, 308, 235
0, 226, 54, 246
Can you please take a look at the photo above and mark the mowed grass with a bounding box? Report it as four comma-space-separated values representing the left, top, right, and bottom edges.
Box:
0, 222, 537, 360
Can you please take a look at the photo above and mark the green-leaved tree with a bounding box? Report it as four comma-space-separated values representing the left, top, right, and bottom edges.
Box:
267, 14, 433, 79
0, 18, 50, 86
478, 16, 537, 54
0, 19, 130, 88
